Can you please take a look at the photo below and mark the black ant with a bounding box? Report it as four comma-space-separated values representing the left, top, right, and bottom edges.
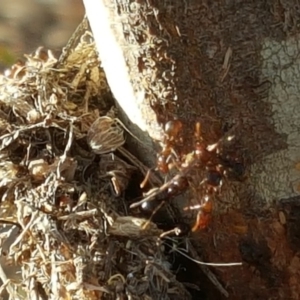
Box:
138, 174, 190, 232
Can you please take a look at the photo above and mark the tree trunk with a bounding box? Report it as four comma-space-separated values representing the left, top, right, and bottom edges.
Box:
84, 1, 300, 299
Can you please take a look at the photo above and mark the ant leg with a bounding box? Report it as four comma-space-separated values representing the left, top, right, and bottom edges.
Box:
190, 196, 213, 232
206, 125, 237, 153
140, 168, 153, 189
141, 200, 165, 230
191, 210, 211, 232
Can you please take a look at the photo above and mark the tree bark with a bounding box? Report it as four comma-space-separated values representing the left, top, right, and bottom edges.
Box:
84, 1, 300, 299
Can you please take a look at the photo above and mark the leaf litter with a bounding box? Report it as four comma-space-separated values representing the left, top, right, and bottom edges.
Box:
0, 18, 191, 300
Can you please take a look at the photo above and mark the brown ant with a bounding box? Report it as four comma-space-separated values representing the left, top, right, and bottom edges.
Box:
140, 119, 183, 187
186, 122, 240, 231
136, 119, 243, 234
156, 119, 183, 174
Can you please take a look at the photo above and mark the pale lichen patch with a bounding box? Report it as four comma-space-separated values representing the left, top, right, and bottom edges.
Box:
249, 36, 300, 203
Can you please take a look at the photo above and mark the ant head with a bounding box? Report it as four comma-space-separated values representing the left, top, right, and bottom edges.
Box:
164, 120, 183, 141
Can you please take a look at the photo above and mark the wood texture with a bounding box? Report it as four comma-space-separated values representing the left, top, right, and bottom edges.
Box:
84, 0, 300, 298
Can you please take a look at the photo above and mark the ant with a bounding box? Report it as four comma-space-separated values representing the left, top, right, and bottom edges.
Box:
186, 122, 245, 231
135, 119, 244, 234
139, 119, 183, 187
156, 119, 183, 174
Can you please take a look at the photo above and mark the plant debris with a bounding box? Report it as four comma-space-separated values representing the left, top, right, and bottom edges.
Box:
0, 20, 191, 300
